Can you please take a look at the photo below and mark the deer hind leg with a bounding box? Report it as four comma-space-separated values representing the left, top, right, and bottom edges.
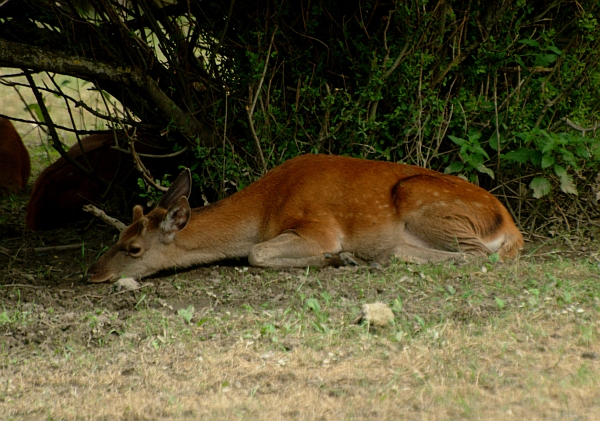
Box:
248, 228, 343, 268
389, 213, 496, 263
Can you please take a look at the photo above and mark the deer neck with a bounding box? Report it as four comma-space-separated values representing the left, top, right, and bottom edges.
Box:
170, 191, 262, 264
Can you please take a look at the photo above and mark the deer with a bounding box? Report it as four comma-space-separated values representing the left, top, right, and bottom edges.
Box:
87, 154, 524, 283
26, 132, 182, 230
0, 117, 30, 196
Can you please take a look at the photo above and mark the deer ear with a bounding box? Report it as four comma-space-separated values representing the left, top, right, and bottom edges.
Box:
158, 169, 191, 209
132, 205, 144, 222
160, 196, 191, 240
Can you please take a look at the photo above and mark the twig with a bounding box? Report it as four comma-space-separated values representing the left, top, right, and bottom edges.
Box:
247, 28, 277, 173
1, 244, 85, 255
549, 117, 600, 136
0, 113, 124, 135
32, 244, 84, 252
48, 73, 95, 171
23, 71, 105, 186
128, 132, 169, 192
551, 199, 570, 231
110, 145, 188, 159
222, 89, 229, 196
0, 284, 43, 288
211, 0, 235, 70
83, 204, 126, 231
369, 10, 410, 121
493, 76, 501, 177
109, 282, 154, 296
1, 75, 138, 127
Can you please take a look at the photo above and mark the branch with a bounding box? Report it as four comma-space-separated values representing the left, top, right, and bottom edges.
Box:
24, 70, 104, 185
0, 75, 141, 127
111, 145, 189, 159
128, 134, 169, 192
0, 39, 213, 146
82, 205, 126, 231
549, 117, 600, 136
247, 28, 277, 172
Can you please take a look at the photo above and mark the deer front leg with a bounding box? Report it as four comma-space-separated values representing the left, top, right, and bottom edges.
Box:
248, 231, 343, 268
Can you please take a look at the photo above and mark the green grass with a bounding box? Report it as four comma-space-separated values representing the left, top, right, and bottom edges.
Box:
1, 253, 600, 420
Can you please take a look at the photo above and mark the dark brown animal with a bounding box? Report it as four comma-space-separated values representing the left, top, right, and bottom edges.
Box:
88, 154, 524, 283
26, 133, 169, 230
0, 118, 30, 196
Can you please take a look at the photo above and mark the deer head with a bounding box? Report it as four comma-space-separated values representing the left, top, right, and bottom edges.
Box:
87, 170, 192, 282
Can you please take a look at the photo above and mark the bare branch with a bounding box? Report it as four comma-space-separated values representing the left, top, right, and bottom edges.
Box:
0, 39, 212, 146
128, 134, 169, 192
82, 205, 126, 231
246, 28, 277, 172
24, 70, 104, 185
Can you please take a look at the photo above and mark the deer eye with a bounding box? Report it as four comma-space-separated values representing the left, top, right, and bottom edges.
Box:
128, 245, 142, 257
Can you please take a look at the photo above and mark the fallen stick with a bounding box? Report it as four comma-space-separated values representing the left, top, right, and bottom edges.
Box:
1, 244, 83, 255
82, 204, 126, 231
33, 244, 83, 252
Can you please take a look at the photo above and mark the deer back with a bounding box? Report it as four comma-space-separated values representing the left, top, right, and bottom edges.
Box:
25, 133, 176, 230
0, 118, 30, 196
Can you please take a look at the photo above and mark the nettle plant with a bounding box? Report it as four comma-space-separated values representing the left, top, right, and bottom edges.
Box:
504, 129, 600, 198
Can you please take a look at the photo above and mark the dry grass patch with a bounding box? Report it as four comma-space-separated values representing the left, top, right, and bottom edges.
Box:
2, 252, 600, 420
2, 314, 599, 420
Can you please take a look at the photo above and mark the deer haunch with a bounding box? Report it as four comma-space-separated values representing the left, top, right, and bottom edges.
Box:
25, 133, 172, 231
87, 154, 524, 283
0, 118, 30, 196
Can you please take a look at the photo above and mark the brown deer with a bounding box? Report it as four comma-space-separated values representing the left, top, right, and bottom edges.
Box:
88, 154, 523, 283
0, 118, 30, 196
26, 133, 178, 230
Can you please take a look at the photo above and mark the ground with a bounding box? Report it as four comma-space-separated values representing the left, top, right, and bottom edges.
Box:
1, 190, 600, 420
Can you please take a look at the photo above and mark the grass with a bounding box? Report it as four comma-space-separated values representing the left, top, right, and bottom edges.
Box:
1, 253, 599, 420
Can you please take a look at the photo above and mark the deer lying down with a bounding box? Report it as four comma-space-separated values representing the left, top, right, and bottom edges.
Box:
0, 117, 30, 196
88, 154, 524, 283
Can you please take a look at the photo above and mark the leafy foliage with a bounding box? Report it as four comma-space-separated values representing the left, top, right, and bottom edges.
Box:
1, 0, 599, 231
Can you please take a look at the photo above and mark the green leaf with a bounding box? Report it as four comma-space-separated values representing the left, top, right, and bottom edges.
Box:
392, 296, 403, 312
177, 305, 195, 324
547, 46, 562, 55
559, 148, 577, 167
445, 161, 464, 174
541, 154, 555, 169
448, 135, 466, 146
514, 55, 527, 69
554, 165, 577, 195
26, 103, 45, 122
474, 163, 495, 179
535, 54, 557, 67
305, 298, 321, 313
471, 145, 490, 159
519, 39, 540, 47
575, 146, 590, 159
530, 177, 552, 198
495, 297, 505, 309
467, 132, 482, 142
503, 148, 536, 164
553, 164, 566, 177
530, 150, 543, 166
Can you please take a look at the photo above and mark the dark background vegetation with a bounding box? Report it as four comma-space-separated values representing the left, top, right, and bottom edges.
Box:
0, 0, 599, 235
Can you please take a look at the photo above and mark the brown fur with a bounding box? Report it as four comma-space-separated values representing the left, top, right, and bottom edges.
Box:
0, 118, 30, 196
88, 154, 524, 283
26, 133, 169, 230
